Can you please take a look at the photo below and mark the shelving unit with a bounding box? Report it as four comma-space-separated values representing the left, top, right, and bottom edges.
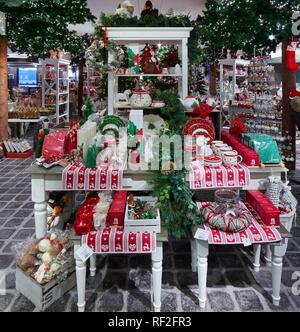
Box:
106, 27, 193, 115
41, 58, 70, 124
219, 59, 250, 127
84, 65, 102, 100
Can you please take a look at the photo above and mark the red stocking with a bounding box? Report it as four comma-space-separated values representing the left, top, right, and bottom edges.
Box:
286, 49, 299, 72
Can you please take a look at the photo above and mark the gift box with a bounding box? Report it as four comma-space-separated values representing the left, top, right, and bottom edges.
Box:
245, 190, 280, 227
107, 191, 128, 227
241, 149, 260, 167
257, 205, 280, 227
42, 130, 69, 160
65, 127, 78, 155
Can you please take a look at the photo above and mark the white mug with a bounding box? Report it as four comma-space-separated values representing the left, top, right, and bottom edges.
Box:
217, 145, 233, 157
223, 150, 243, 166
212, 142, 227, 153
212, 140, 224, 148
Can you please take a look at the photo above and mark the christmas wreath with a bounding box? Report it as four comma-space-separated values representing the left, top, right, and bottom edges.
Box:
201, 202, 253, 233
85, 38, 126, 74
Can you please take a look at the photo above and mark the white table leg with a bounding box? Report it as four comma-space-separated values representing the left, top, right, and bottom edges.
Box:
32, 174, 48, 239
75, 244, 86, 312
191, 239, 197, 272
253, 244, 261, 272
271, 241, 288, 306
264, 245, 272, 267
196, 239, 209, 309
89, 254, 96, 277
152, 241, 163, 312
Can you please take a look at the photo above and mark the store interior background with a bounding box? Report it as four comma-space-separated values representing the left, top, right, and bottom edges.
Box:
8, 0, 300, 169
2, 0, 300, 313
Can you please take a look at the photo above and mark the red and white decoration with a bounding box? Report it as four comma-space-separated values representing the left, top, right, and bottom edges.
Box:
189, 163, 250, 189
197, 202, 282, 245
82, 227, 156, 253
62, 163, 123, 190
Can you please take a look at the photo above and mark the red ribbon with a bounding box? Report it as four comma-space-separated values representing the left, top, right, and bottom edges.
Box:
104, 26, 108, 49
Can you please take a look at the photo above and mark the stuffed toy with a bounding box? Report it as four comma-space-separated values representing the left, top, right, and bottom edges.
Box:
141, 1, 158, 17
116, 1, 134, 16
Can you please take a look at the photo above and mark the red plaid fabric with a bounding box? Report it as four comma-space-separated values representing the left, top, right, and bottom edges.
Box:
197, 202, 282, 245
189, 164, 250, 189
81, 227, 156, 253
62, 163, 123, 190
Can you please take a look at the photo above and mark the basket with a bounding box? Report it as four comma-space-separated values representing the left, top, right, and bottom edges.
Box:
124, 196, 161, 233
290, 97, 300, 113
280, 208, 296, 232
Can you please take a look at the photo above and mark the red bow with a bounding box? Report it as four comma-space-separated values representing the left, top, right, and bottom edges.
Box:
38, 131, 45, 140
134, 128, 143, 142
191, 104, 214, 118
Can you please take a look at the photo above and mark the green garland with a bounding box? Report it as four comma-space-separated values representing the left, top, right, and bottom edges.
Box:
151, 89, 187, 133
93, 12, 202, 66
148, 90, 203, 238
98, 12, 192, 29
153, 170, 203, 238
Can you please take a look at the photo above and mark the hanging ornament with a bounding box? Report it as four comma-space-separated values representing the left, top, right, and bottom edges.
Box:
286, 41, 299, 72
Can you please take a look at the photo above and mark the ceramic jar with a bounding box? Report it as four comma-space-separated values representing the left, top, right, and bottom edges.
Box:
130, 89, 152, 108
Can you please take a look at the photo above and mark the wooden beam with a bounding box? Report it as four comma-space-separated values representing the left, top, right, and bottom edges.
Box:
77, 59, 84, 118
0, 36, 8, 141
209, 61, 217, 96
282, 40, 296, 170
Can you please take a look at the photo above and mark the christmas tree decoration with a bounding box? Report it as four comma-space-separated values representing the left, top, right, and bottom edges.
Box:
80, 96, 94, 126
139, 43, 160, 74
157, 44, 180, 68
189, 63, 207, 96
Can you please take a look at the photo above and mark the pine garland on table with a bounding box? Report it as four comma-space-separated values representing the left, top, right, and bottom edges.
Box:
152, 170, 203, 238
147, 98, 202, 238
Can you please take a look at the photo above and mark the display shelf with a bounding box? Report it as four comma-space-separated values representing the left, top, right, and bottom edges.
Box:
41, 58, 70, 124
219, 58, 250, 127
106, 27, 193, 115
8, 116, 49, 123
114, 74, 183, 77
114, 104, 163, 110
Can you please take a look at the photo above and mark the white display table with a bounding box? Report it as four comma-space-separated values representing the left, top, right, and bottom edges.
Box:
191, 225, 291, 308
27, 163, 290, 311
27, 164, 288, 238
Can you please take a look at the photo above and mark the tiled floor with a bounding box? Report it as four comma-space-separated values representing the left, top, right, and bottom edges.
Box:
0, 156, 300, 312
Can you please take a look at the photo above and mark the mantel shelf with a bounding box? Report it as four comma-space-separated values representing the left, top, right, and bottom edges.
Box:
106, 27, 193, 42
114, 73, 182, 77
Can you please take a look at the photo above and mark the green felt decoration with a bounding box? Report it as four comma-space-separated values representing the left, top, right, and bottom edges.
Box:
80, 96, 94, 126
85, 143, 99, 168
